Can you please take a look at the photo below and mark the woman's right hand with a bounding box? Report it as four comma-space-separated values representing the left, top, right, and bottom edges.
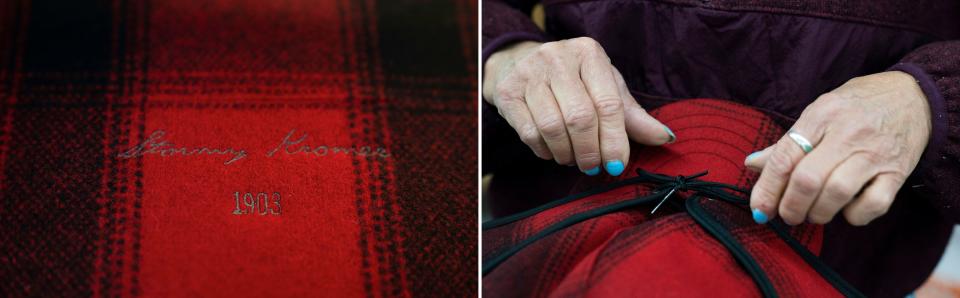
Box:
482, 37, 674, 176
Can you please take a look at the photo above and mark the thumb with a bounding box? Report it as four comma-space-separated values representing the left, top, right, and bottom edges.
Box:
612, 69, 674, 145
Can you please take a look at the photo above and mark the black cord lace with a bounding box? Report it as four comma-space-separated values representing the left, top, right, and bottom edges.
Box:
482, 169, 865, 298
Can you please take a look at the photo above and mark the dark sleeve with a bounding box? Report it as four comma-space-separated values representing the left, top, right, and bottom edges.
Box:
888, 41, 960, 222
481, 0, 548, 62
482, 0, 549, 175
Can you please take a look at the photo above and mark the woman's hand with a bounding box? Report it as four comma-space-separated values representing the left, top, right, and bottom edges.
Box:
482, 38, 674, 176
745, 71, 931, 226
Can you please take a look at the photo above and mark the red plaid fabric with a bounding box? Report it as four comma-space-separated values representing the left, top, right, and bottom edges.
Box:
0, 0, 476, 297
483, 99, 854, 297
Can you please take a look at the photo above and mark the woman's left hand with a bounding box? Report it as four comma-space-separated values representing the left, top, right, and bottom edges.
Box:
745, 71, 932, 226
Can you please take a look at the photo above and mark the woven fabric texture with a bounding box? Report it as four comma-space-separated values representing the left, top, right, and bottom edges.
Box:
0, 0, 477, 297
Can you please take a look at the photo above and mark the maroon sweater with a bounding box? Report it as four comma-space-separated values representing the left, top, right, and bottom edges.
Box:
482, 0, 960, 296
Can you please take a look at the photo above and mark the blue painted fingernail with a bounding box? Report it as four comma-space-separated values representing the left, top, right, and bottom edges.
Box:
584, 167, 601, 176
752, 208, 769, 224
746, 151, 762, 161
605, 160, 625, 176
663, 125, 676, 143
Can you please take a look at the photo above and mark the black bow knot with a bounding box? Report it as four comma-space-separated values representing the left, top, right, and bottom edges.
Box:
631, 169, 749, 214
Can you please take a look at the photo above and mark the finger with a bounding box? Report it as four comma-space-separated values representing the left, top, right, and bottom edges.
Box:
549, 62, 602, 174
744, 147, 772, 172
749, 128, 822, 225
611, 68, 673, 145
493, 83, 553, 160
581, 54, 629, 176
843, 173, 902, 226
807, 154, 878, 224
778, 139, 849, 225
526, 83, 575, 166
610, 69, 632, 167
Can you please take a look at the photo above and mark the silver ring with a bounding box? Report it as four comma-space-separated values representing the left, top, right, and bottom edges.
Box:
787, 130, 814, 154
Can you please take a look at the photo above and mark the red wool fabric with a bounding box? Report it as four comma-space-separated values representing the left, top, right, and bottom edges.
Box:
483, 99, 841, 297
0, 0, 476, 297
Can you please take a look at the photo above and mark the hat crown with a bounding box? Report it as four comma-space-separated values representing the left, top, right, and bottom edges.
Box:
615, 99, 784, 189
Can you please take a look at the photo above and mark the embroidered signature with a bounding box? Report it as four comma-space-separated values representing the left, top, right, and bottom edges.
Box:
117, 129, 390, 165
266, 129, 390, 159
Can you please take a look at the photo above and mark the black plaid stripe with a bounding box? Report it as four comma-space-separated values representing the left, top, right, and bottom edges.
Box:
376, 0, 478, 297
0, 0, 113, 295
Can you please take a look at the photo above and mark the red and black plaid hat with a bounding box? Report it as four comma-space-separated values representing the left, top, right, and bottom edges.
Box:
482, 99, 864, 297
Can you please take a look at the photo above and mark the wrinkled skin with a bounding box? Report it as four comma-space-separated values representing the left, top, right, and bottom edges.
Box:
482, 38, 673, 176
745, 71, 931, 226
